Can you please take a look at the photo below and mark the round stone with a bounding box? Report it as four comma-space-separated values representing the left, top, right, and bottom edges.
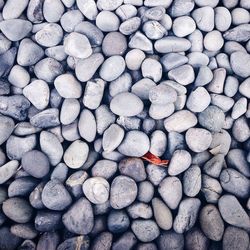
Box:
63, 140, 89, 169
110, 175, 137, 209
82, 177, 110, 204
185, 128, 212, 152
22, 150, 50, 178
118, 131, 150, 157
102, 32, 127, 56
110, 92, 144, 117
204, 30, 224, 51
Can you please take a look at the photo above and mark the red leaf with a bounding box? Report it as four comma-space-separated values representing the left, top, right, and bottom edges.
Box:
141, 152, 169, 166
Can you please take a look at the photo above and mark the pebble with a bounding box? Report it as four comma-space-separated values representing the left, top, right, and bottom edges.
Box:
218, 195, 250, 230
112, 231, 137, 250
138, 181, 154, 203
0, 160, 19, 184
108, 210, 130, 233
183, 165, 201, 197
11, 224, 37, 240
75, 53, 104, 82
76, 0, 97, 20
125, 49, 145, 71
110, 92, 143, 117
35, 23, 63, 47
63, 140, 89, 169
118, 157, 146, 182
34, 58, 63, 83
60, 10, 84, 33
131, 220, 160, 243
149, 84, 177, 105
223, 226, 250, 250
0, 19, 32, 41
2, 0, 28, 19
60, 98, 80, 125
83, 79, 105, 110
83, 177, 109, 204
64, 32, 92, 59
75, 21, 104, 47
8, 65, 30, 88
239, 77, 250, 98
0, 95, 30, 121
3, 197, 33, 223
91, 160, 117, 180
168, 64, 195, 85
96, 11, 120, 32
220, 168, 250, 198
215, 7, 232, 31
118, 131, 150, 157
203, 154, 224, 178
102, 32, 127, 56
155, 36, 191, 53
40, 131, 63, 166
231, 97, 247, 119
161, 53, 188, 71
173, 16, 196, 37
169, 0, 195, 17
185, 128, 212, 152
157, 231, 184, 250
164, 110, 198, 133
43, 0, 64, 23
143, 21, 166, 40
128, 202, 152, 219
152, 198, 172, 230
194, 66, 213, 86
186, 87, 211, 112
168, 150, 192, 176
0, 115, 14, 145
198, 106, 225, 132
230, 51, 250, 77
62, 198, 94, 235
185, 228, 209, 250
22, 150, 50, 178
23, 80, 50, 110
141, 58, 162, 82
17, 38, 44, 67
192, 7, 214, 32
232, 116, 250, 142
110, 175, 137, 209
158, 177, 182, 210
173, 198, 201, 233
120, 17, 141, 35
128, 31, 153, 53
92, 232, 112, 250
99, 56, 125, 81
149, 130, 167, 157
42, 180, 72, 211
204, 31, 224, 51
199, 204, 224, 241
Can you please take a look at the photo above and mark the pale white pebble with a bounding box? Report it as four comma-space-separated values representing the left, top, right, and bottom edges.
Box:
96, 11, 120, 32
231, 8, 250, 25
60, 99, 80, 125
173, 16, 196, 37
64, 140, 89, 169
43, 0, 64, 23
8, 65, 30, 88
192, 6, 214, 32
23, 80, 50, 110
64, 32, 92, 59
54, 73, 82, 98
215, 7, 232, 32
231, 97, 248, 119
204, 31, 224, 51
141, 58, 162, 82
78, 109, 97, 143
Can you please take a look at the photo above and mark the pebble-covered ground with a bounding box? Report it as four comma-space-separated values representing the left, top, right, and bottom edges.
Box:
0, 0, 250, 249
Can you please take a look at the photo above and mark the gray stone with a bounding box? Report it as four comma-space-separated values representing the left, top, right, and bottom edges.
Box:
102, 32, 127, 56
152, 198, 172, 230
120, 17, 141, 35
194, 66, 213, 86
138, 181, 154, 203
223, 226, 250, 250
164, 110, 197, 133
218, 195, 250, 230
0, 95, 30, 121
232, 116, 250, 142
158, 177, 182, 210
91, 160, 117, 179
0, 115, 14, 145
0, 160, 19, 185
168, 150, 192, 176
185, 128, 212, 153
3, 197, 33, 223
203, 154, 224, 178
230, 51, 250, 77
173, 198, 201, 233
169, 0, 195, 17
118, 131, 150, 157
220, 168, 250, 198
42, 180, 72, 211
22, 150, 50, 178
192, 7, 214, 32
40, 131, 63, 166
143, 20, 166, 40
64, 140, 89, 169
161, 53, 188, 71
43, 0, 64, 22
91, 232, 112, 250
96, 11, 120, 32
185, 228, 209, 250
75, 53, 104, 82
126, 49, 146, 71
110, 175, 137, 209
63, 198, 94, 235
215, 7, 232, 32
157, 231, 184, 250
239, 77, 250, 98
119, 157, 146, 182
149, 130, 167, 157
60, 10, 84, 33
131, 220, 160, 243
112, 231, 137, 250
128, 202, 152, 219
108, 210, 130, 233
183, 165, 201, 197
0, 19, 32, 41
128, 31, 153, 53
231, 97, 247, 119
199, 204, 224, 241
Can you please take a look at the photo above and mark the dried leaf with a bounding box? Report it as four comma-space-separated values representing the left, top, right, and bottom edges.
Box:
141, 152, 169, 166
